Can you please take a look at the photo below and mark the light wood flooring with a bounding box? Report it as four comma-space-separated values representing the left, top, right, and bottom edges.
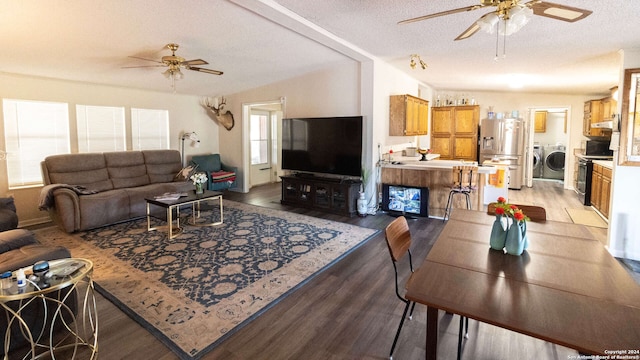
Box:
18, 179, 632, 360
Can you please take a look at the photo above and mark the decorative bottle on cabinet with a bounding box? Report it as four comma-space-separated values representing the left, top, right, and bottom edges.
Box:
357, 192, 367, 217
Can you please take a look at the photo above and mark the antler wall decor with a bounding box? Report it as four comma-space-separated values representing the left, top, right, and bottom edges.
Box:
204, 97, 235, 131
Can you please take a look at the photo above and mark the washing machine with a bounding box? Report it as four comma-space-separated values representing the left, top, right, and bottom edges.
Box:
532, 145, 543, 178
543, 145, 566, 180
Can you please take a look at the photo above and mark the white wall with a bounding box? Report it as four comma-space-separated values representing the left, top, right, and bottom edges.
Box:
609, 48, 640, 261
0, 72, 219, 225
225, 58, 431, 214
223, 60, 362, 193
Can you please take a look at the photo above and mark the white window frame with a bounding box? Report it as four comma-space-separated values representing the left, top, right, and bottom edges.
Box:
2, 99, 70, 188
76, 105, 126, 153
131, 108, 170, 150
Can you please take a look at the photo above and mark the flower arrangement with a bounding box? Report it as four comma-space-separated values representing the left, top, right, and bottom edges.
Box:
494, 197, 529, 223
190, 172, 208, 185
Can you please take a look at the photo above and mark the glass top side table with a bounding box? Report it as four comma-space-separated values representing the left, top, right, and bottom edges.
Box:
0, 258, 98, 359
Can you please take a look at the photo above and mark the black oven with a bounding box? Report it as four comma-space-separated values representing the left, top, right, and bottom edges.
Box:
577, 158, 593, 205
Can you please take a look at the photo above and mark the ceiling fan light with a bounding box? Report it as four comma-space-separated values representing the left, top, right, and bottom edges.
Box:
510, 6, 533, 28
163, 69, 172, 79
174, 68, 184, 80
478, 13, 499, 34
500, 6, 532, 35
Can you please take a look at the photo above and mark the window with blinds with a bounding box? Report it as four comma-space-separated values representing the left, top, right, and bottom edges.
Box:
131, 108, 170, 150
2, 99, 70, 188
76, 105, 126, 152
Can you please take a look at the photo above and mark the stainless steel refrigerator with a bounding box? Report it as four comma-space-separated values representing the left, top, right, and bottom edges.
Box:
480, 117, 525, 189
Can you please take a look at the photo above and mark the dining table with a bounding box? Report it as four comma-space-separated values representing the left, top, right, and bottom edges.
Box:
405, 209, 640, 360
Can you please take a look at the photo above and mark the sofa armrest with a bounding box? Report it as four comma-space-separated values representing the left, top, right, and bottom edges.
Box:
0, 197, 18, 232
0, 244, 72, 273
49, 188, 82, 233
0, 197, 17, 212
0, 229, 38, 254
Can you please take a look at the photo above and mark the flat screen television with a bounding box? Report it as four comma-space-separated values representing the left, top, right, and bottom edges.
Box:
381, 184, 429, 218
281, 116, 363, 177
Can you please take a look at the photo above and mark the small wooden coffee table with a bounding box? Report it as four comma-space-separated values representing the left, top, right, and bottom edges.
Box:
145, 190, 223, 239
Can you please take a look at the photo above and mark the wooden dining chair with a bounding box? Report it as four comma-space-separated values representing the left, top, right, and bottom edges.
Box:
384, 216, 469, 360
444, 165, 478, 222
487, 202, 547, 222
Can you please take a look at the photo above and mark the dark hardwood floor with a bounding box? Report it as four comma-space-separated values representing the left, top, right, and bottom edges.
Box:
23, 180, 630, 359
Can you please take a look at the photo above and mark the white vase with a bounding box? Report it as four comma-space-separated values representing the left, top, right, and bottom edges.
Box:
357, 192, 367, 217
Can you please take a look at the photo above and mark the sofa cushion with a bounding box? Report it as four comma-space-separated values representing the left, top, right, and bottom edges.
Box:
77, 190, 130, 230
44, 153, 114, 192
143, 150, 183, 184
105, 151, 150, 189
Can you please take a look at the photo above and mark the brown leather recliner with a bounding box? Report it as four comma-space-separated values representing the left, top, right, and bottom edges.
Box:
0, 198, 75, 354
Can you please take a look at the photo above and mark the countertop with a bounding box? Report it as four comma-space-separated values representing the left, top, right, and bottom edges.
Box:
380, 156, 497, 174
592, 160, 613, 169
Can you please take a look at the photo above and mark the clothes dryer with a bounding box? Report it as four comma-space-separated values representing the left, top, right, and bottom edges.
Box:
543, 145, 566, 180
532, 145, 543, 178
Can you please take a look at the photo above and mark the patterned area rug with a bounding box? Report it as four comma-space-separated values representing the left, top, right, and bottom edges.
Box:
34, 200, 378, 359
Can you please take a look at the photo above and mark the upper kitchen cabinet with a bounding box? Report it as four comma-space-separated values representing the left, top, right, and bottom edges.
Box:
534, 111, 547, 133
431, 105, 479, 160
601, 96, 617, 121
389, 94, 429, 136
583, 97, 615, 138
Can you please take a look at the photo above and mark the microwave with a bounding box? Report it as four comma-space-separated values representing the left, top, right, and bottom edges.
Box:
585, 140, 613, 156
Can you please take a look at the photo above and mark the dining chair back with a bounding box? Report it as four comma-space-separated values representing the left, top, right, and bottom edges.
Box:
384, 216, 469, 360
384, 216, 416, 360
487, 203, 547, 223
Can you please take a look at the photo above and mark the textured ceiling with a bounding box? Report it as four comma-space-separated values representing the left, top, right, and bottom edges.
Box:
1, 0, 638, 96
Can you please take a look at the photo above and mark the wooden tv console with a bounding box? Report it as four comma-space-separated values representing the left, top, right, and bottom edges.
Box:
280, 175, 361, 217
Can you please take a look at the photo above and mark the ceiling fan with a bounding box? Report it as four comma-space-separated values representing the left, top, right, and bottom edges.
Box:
124, 43, 223, 89
399, 0, 592, 41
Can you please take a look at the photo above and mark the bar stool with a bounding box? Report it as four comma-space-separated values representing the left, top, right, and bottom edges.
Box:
443, 165, 478, 221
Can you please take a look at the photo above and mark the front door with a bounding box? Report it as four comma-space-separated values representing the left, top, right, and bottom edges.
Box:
249, 109, 276, 187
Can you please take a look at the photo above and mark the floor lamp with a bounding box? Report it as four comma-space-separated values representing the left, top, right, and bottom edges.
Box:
181, 132, 200, 166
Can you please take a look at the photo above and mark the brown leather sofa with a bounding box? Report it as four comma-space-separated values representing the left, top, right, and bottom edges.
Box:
41, 149, 195, 233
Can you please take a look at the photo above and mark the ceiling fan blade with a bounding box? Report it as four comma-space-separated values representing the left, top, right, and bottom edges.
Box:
455, 11, 500, 41
188, 67, 223, 76
398, 5, 485, 25
526, 1, 592, 22
182, 59, 208, 66
455, 22, 481, 41
122, 65, 166, 69
128, 55, 162, 64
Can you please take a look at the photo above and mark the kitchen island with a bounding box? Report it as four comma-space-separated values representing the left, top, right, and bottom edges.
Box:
380, 158, 497, 218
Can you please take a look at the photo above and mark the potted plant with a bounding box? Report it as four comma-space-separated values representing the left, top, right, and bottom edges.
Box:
357, 167, 370, 217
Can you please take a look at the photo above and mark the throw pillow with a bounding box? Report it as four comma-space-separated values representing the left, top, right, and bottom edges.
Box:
211, 170, 236, 183
175, 164, 198, 181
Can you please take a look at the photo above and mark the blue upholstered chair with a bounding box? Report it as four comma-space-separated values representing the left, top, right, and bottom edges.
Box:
190, 154, 237, 191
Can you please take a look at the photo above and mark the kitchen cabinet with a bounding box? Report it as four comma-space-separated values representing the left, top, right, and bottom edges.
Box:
389, 94, 429, 136
590, 163, 612, 219
534, 111, 547, 133
431, 105, 479, 161
601, 97, 617, 121
583, 99, 612, 138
